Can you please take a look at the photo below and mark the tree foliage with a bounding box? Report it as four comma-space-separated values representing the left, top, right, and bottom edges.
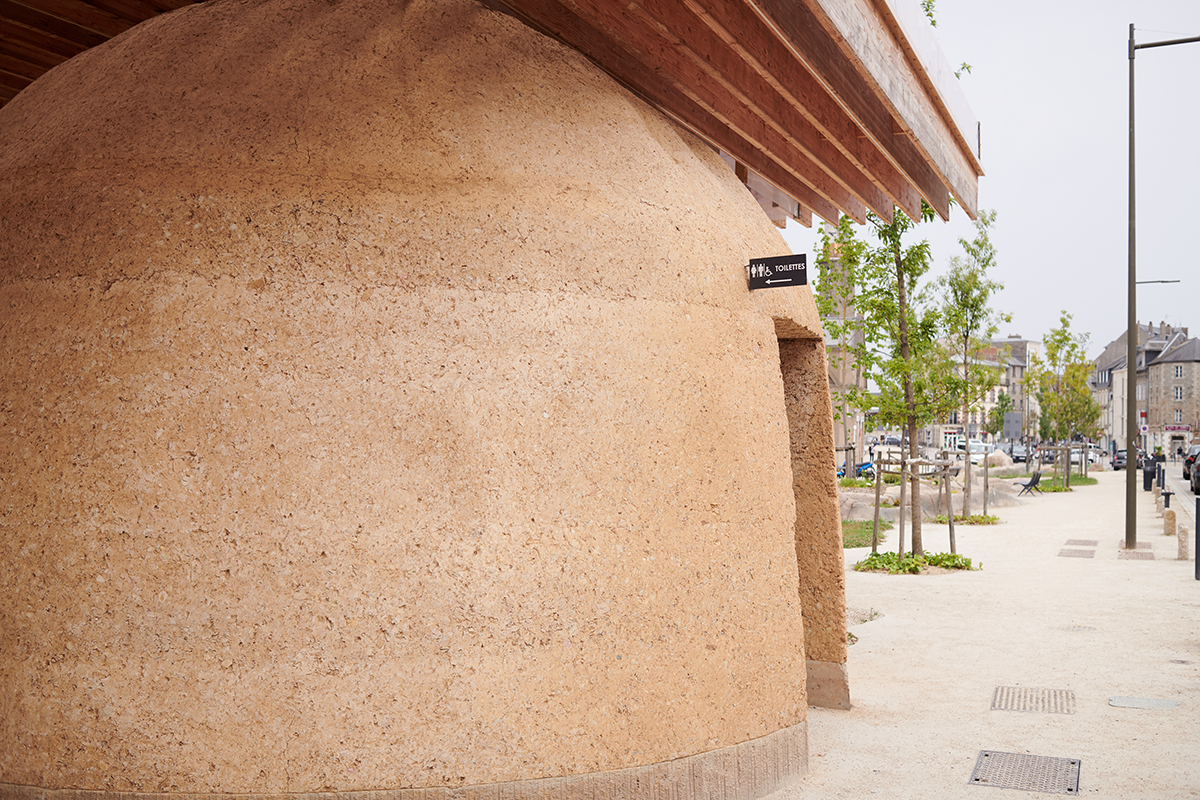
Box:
857, 204, 959, 436
940, 210, 1005, 419
938, 209, 1006, 515
816, 203, 959, 555
815, 216, 869, 422
985, 392, 1015, 439
1025, 312, 1101, 444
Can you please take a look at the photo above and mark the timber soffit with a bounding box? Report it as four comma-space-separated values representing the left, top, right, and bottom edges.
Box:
488, 0, 982, 226
0, 0, 982, 227
0, 0, 201, 105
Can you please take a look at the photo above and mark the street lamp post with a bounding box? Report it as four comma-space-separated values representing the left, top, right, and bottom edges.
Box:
1127, 24, 1200, 551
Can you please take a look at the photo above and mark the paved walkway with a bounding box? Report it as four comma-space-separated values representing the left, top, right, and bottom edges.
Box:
770, 469, 1200, 799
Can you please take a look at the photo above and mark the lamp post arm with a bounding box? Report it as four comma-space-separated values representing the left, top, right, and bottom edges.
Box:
1135, 34, 1200, 51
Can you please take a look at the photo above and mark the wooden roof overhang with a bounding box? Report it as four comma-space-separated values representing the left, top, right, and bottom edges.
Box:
485, 0, 983, 226
0, 0, 200, 105
0, 0, 982, 227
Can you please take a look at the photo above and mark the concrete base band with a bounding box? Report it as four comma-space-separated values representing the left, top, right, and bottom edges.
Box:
0, 722, 807, 800
805, 659, 851, 710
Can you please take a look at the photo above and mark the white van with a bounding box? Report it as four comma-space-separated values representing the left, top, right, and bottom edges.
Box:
955, 440, 992, 464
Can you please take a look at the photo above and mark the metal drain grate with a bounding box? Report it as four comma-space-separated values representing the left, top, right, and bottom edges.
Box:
1064, 539, 1099, 547
970, 751, 1080, 794
1118, 550, 1155, 560
992, 687, 1076, 714
1058, 549, 1095, 558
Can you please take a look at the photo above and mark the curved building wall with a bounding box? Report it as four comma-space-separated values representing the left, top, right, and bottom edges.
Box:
0, 0, 842, 794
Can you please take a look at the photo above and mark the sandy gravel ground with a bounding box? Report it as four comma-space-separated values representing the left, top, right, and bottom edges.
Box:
770, 469, 1200, 799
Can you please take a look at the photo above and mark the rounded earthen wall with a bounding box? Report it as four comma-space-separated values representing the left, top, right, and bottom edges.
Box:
0, 0, 835, 794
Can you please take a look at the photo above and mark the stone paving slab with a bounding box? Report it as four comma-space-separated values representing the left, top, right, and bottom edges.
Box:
767, 470, 1200, 800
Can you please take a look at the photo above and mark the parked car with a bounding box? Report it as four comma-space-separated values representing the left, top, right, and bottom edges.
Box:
1112, 450, 1128, 470
1192, 455, 1200, 495
957, 440, 993, 465
1009, 444, 1027, 463
1184, 444, 1200, 480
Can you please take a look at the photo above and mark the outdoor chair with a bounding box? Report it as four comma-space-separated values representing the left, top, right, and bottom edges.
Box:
1015, 471, 1043, 497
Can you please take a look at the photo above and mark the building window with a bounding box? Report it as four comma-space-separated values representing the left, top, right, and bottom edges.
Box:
1176, 409, 1184, 423
1176, 386, 1185, 401
1176, 365, 1184, 379
949, 411, 958, 425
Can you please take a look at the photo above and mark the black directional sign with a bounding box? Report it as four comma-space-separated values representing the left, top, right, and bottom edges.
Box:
747, 253, 806, 290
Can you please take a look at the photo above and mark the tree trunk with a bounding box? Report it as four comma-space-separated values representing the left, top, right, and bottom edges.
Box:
871, 461, 883, 553
907, 414, 922, 554
962, 339, 972, 518
897, 458, 907, 557
983, 454, 990, 517
895, 249, 922, 554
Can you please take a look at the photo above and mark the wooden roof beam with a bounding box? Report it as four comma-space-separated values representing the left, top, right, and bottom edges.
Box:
629, 0, 894, 220
679, 0, 922, 222
801, 0, 980, 217
746, 0, 954, 219
0, 0, 110, 50
560, 0, 867, 221
0, 69, 31, 95
6, 0, 135, 39
1, 27, 74, 72
488, 0, 852, 223
0, 17, 91, 61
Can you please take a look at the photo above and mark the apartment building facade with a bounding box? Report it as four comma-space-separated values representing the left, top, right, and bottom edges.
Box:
1093, 322, 1197, 454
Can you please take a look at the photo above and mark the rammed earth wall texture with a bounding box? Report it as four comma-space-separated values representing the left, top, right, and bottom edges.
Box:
0, 0, 844, 794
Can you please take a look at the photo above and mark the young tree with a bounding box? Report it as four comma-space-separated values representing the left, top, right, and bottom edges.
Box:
1026, 312, 1101, 458
939, 209, 1006, 516
984, 391, 1015, 440
852, 203, 959, 555
814, 216, 869, 474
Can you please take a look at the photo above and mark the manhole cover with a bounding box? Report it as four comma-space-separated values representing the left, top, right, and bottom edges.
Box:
1109, 696, 1180, 710
992, 687, 1076, 714
1065, 539, 1098, 547
970, 751, 1080, 794
1058, 549, 1095, 559
1117, 550, 1155, 560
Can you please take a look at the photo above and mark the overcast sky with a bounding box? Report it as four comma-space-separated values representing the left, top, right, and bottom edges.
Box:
781, 0, 1200, 358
